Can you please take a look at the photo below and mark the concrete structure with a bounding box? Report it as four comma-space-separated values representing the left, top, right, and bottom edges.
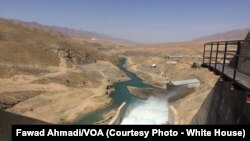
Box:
108, 102, 127, 125
167, 79, 200, 102
238, 32, 250, 75
168, 106, 176, 124
167, 79, 200, 89
192, 31, 250, 124
192, 81, 250, 124
0, 111, 48, 141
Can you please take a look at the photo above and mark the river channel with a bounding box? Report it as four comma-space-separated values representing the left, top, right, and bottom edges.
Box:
74, 58, 156, 124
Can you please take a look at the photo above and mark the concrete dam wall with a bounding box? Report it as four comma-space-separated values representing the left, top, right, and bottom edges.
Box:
0, 111, 48, 141
109, 102, 127, 125
192, 32, 250, 124
191, 80, 250, 124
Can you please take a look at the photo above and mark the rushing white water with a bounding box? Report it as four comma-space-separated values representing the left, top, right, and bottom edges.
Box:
121, 96, 169, 124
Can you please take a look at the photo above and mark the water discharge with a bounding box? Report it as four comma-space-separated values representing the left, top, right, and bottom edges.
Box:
121, 96, 169, 124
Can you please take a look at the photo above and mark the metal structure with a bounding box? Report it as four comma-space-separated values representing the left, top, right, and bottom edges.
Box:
202, 40, 250, 92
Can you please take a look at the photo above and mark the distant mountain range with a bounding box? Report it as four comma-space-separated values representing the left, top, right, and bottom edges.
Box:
11, 19, 138, 46
1, 17, 249, 45
193, 27, 250, 41
25, 21, 250, 44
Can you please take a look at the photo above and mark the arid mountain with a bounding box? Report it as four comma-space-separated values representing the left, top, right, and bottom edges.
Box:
0, 19, 128, 125
193, 27, 250, 41
0, 18, 118, 67
4, 18, 138, 48
47, 26, 138, 46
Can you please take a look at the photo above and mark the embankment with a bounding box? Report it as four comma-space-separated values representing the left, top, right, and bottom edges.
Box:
108, 102, 127, 125
167, 87, 198, 124
168, 106, 175, 124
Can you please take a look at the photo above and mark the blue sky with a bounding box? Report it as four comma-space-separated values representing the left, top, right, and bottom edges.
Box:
0, 0, 250, 43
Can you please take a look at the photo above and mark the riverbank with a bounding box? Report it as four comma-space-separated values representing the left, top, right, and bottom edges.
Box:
125, 57, 166, 88
5, 61, 129, 124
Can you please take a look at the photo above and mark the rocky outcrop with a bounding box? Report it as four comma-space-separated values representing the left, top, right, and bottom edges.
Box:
0, 91, 44, 110
50, 45, 96, 65
0, 102, 16, 110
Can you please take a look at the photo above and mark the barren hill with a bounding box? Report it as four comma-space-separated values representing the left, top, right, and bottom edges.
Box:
0, 19, 119, 66
5, 18, 138, 48
0, 19, 129, 123
193, 27, 250, 41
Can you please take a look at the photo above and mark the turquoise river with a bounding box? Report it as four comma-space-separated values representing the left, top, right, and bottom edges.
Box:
74, 58, 154, 124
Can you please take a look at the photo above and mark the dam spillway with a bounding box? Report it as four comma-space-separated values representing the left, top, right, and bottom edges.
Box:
121, 96, 169, 124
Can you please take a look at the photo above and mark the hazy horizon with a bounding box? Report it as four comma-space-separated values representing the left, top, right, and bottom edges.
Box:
1, 0, 250, 43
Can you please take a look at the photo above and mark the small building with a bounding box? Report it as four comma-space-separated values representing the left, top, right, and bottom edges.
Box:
167, 78, 200, 90
150, 64, 157, 68
166, 78, 200, 101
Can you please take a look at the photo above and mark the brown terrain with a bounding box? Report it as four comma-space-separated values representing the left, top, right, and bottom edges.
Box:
0, 18, 249, 124
0, 19, 129, 123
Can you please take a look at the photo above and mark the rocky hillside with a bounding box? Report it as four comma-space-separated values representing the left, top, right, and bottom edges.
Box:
0, 19, 118, 67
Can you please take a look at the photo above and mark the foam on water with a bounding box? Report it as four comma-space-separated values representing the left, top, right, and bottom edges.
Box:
121, 96, 169, 124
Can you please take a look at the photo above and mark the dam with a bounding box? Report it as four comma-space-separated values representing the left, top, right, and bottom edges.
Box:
192, 31, 250, 124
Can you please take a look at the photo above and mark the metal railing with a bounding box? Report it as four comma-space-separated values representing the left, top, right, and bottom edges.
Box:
202, 40, 250, 90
